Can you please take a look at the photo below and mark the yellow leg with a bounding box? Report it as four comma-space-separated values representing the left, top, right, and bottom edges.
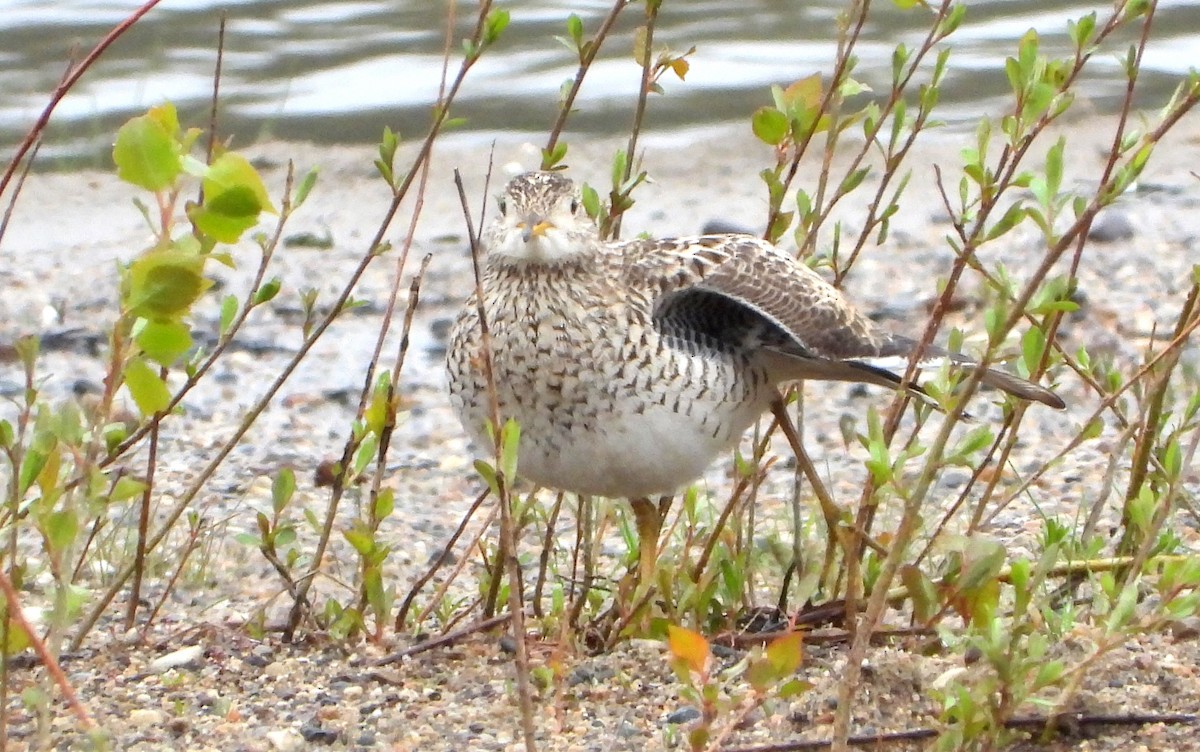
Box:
630, 497, 662, 586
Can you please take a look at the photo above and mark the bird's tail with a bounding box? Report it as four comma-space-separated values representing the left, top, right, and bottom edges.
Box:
859, 334, 1065, 409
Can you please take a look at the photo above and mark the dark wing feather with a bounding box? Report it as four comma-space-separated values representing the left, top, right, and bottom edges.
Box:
623, 235, 884, 359
622, 234, 1065, 409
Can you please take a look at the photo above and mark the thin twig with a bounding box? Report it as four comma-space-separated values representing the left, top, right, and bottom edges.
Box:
0, 569, 94, 730
395, 488, 490, 630
721, 712, 1197, 752
543, 1, 633, 166
0, 0, 166, 207
453, 168, 537, 751
371, 615, 510, 667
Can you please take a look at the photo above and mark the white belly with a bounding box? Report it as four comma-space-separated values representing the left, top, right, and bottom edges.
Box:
514, 398, 767, 498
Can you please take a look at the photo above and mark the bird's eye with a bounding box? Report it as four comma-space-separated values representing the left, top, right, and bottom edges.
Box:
497, 197, 507, 215
570, 198, 580, 213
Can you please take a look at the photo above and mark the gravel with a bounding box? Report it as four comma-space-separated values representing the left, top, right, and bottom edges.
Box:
1, 116, 1198, 750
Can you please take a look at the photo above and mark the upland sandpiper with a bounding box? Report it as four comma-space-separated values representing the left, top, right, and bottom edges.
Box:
446, 171, 1064, 583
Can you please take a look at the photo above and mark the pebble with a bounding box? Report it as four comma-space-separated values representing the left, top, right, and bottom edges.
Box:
263, 661, 289, 678
1087, 210, 1136, 242
128, 708, 164, 727
149, 645, 204, 673
1169, 616, 1200, 641
266, 729, 305, 751
663, 707, 701, 725
299, 722, 339, 744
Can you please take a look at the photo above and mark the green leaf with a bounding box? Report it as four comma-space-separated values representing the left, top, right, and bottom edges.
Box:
957, 537, 1006, 592
900, 564, 939, 624
44, 508, 79, 551
839, 167, 869, 195
374, 488, 395, 520
1021, 326, 1047, 374
254, 278, 282, 305
124, 356, 171, 415
343, 522, 375, 557
985, 202, 1027, 241
566, 13, 584, 48
126, 247, 211, 319
17, 448, 46, 497
474, 460, 500, 497
541, 141, 568, 171
777, 678, 814, 699
353, 433, 378, 476
191, 153, 276, 243
1068, 13, 1096, 47
746, 656, 775, 693
751, 106, 789, 145
838, 77, 871, 97
112, 105, 182, 191
109, 476, 147, 503
580, 183, 601, 218
294, 167, 319, 207
482, 8, 510, 47
234, 532, 261, 548
500, 419, 521, 482
219, 295, 238, 335
938, 4, 967, 37
274, 525, 296, 548
272, 468, 296, 513
954, 424, 995, 459
632, 25, 650, 66
135, 318, 193, 366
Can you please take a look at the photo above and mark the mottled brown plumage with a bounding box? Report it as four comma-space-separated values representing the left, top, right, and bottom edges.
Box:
446, 172, 1063, 573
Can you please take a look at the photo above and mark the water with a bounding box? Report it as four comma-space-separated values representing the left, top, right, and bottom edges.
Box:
1, 0, 1198, 159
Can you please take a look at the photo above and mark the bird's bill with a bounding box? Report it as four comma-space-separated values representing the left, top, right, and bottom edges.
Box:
521, 216, 552, 242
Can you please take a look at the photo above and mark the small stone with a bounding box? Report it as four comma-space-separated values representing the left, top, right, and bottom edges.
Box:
149, 645, 203, 674
266, 729, 304, 751
931, 666, 968, 690
617, 721, 640, 738
1088, 210, 1135, 242
1169, 616, 1200, 641
664, 707, 701, 725
343, 684, 364, 700
128, 708, 163, 727
263, 661, 288, 678
299, 722, 339, 744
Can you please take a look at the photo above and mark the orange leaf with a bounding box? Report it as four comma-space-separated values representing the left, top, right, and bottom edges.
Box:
667, 625, 710, 674
781, 74, 824, 111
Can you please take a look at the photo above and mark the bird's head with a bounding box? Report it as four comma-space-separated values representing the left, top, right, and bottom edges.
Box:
483, 171, 599, 265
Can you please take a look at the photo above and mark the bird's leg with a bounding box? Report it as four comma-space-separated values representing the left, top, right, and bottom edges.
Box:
769, 394, 844, 586
630, 497, 663, 587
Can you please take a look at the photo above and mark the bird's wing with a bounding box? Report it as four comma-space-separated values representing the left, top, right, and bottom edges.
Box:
620, 234, 885, 360
619, 234, 1065, 409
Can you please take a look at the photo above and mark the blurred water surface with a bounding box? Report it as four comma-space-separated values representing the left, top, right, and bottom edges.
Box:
2, 0, 1198, 158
